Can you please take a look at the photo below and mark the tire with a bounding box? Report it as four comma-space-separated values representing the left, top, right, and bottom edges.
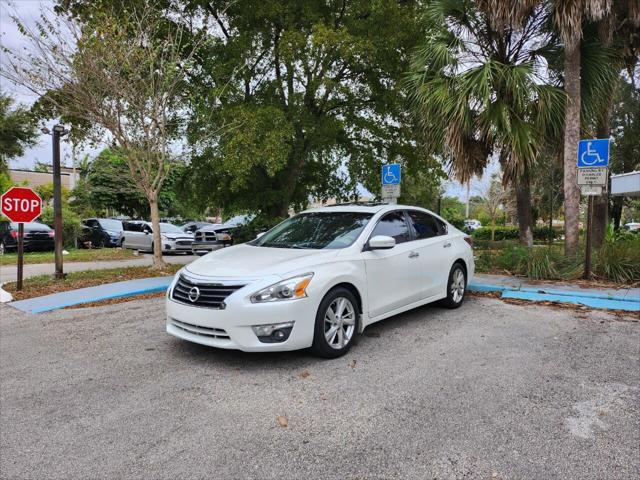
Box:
311, 287, 359, 359
440, 262, 467, 309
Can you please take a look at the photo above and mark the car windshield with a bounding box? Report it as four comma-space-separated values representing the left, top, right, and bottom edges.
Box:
160, 223, 183, 233
251, 212, 373, 249
98, 219, 123, 231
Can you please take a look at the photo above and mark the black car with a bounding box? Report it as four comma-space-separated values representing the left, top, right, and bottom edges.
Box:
0, 221, 55, 254
79, 218, 124, 248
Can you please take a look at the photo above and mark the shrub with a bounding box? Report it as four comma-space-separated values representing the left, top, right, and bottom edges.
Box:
594, 234, 640, 284
472, 226, 520, 241
472, 226, 561, 242
525, 248, 560, 280
40, 205, 83, 248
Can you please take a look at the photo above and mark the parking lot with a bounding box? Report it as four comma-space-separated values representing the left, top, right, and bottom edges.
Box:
1, 297, 638, 479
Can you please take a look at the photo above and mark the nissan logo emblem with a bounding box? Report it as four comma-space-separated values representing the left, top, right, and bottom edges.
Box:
188, 286, 201, 303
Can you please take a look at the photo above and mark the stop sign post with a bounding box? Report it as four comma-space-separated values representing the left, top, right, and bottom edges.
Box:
1, 187, 43, 291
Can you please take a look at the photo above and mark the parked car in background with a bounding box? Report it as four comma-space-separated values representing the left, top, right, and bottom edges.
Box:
0, 221, 55, 254
180, 221, 216, 234
122, 221, 194, 254
79, 218, 124, 248
191, 223, 229, 255
624, 222, 640, 232
167, 204, 474, 358
191, 215, 254, 255
464, 219, 482, 232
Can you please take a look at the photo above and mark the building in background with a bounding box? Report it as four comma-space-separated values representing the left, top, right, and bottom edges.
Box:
8, 166, 79, 190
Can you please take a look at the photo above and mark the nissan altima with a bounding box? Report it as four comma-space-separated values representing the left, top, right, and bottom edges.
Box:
166, 204, 474, 358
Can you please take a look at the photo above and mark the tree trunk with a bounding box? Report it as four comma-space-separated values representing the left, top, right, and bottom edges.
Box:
515, 177, 534, 247
563, 42, 582, 257
148, 192, 166, 269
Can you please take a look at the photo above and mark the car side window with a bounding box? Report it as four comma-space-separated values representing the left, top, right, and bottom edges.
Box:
407, 211, 444, 239
370, 211, 411, 244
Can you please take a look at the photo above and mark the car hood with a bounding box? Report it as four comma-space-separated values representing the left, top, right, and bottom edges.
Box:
185, 244, 340, 278
162, 232, 193, 240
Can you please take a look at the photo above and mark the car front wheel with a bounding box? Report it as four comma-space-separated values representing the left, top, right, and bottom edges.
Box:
440, 263, 467, 309
311, 287, 359, 359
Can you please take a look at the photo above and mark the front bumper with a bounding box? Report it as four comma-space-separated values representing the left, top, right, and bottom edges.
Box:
166, 282, 317, 352
162, 240, 193, 252
191, 241, 224, 254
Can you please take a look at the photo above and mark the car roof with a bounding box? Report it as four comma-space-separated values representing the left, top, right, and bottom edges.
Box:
302, 204, 433, 215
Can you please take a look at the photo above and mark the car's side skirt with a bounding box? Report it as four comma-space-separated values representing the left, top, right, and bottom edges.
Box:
363, 292, 447, 328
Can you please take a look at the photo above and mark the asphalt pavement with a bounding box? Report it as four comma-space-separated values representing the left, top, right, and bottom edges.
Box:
0, 253, 198, 283
0, 297, 638, 479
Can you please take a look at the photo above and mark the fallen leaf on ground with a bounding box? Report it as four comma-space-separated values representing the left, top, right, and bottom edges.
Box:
299, 370, 310, 379
276, 415, 288, 427
350, 359, 357, 369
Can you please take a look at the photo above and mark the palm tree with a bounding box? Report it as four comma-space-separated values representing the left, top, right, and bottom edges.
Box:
407, 0, 564, 246
553, 0, 613, 256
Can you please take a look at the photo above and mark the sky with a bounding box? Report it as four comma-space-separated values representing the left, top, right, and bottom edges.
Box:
0, 0, 494, 202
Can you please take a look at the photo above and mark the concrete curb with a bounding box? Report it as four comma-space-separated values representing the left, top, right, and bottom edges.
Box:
468, 282, 640, 312
0, 283, 13, 303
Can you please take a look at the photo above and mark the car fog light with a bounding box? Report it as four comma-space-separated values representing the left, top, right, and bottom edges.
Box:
252, 322, 294, 343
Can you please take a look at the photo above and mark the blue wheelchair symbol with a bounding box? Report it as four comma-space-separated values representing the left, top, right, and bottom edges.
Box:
577, 139, 609, 167
382, 164, 401, 185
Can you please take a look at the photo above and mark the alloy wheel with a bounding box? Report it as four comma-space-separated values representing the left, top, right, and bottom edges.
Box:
451, 268, 465, 303
324, 296, 356, 349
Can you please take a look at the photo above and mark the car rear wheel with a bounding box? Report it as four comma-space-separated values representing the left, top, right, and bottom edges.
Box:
440, 263, 467, 309
311, 287, 359, 359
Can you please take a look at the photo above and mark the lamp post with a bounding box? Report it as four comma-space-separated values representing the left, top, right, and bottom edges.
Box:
42, 124, 70, 279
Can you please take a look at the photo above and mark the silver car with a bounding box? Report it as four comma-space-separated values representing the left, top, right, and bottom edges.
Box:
122, 221, 194, 254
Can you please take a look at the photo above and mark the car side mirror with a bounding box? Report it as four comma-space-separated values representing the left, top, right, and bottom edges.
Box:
255, 232, 266, 239
368, 235, 396, 250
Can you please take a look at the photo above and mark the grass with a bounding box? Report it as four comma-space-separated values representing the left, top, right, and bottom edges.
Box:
0, 248, 136, 266
3, 264, 182, 301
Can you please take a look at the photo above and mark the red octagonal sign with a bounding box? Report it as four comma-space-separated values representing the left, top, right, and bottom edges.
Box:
1, 187, 43, 223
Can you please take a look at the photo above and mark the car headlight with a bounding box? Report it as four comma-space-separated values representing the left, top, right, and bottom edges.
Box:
250, 273, 313, 303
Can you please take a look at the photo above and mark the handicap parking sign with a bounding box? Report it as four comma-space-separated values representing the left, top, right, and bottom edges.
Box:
381, 164, 401, 185
577, 139, 609, 168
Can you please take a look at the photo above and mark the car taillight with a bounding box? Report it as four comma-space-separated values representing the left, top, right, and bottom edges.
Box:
464, 236, 473, 247
10, 230, 18, 238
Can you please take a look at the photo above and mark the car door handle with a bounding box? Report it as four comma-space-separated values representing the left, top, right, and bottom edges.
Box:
443, 242, 452, 248
408, 251, 419, 258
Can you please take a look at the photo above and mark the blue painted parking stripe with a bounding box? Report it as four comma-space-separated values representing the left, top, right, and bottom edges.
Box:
468, 282, 638, 303
501, 290, 640, 312
10, 277, 173, 314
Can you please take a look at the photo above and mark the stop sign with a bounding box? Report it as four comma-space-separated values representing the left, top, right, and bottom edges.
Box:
1, 187, 43, 223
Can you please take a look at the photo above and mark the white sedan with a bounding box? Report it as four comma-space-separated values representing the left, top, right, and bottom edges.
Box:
166, 204, 474, 358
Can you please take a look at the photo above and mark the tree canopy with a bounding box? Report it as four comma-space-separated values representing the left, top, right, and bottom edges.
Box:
0, 92, 38, 173
180, 0, 442, 216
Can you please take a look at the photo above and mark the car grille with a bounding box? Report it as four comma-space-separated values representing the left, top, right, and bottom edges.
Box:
175, 240, 192, 246
170, 318, 230, 339
26, 231, 52, 239
171, 275, 245, 309
195, 232, 217, 241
